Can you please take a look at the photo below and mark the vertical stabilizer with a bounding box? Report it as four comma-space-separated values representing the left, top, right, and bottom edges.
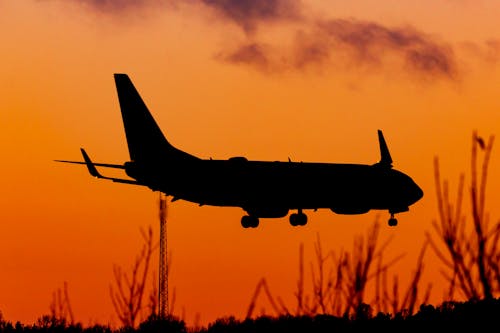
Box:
377, 130, 393, 168
114, 73, 197, 163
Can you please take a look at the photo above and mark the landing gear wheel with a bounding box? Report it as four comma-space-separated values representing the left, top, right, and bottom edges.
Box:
388, 214, 398, 227
297, 213, 307, 226
290, 212, 308, 226
241, 215, 250, 228
241, 215, 259, 228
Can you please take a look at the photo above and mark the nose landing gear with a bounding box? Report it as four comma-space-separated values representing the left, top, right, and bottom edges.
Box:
388, 213, 398, 227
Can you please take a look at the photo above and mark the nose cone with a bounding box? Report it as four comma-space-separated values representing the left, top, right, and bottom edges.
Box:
412, 182, 424, 204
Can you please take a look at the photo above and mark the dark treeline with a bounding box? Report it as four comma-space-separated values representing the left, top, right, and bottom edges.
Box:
1, 297, 500, 332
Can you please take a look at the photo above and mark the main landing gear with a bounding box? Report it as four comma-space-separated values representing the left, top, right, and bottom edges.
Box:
241, 215, 259, 228
290, 209, 307, 226
241, 210, 308, 228
388, 213, 398, 227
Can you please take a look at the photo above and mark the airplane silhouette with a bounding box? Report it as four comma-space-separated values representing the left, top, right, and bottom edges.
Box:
56, 73, 423, 228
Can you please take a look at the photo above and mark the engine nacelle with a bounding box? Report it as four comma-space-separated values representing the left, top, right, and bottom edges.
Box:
330, 207, 370, 215
389, 206, 409, 214
228, 156, 248, 163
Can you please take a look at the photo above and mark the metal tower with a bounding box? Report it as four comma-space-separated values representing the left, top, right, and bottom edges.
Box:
158, 192, 168, 318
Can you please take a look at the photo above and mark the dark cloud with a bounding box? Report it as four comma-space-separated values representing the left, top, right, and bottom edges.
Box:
217, 43, 272, 72
220, 19, 458, 80
405, 45, 455, 77
460, 39, 500, 63
201, 0, 302, 34
318, 19, 456, 78
74, 0, 155, 11
301, 19, 457, 78
45, 0, 301, 23
42, 0, 300, 29
42, 0, 459, 80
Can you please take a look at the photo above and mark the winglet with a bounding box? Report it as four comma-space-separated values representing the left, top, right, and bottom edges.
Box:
377, 130, 393, 168
80, 148, 102, 178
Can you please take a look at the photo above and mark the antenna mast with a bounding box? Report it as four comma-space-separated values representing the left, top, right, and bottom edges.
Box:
158, 192, 168, 318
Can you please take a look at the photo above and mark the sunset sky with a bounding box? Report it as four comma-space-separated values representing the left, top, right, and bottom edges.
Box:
1, 0, 500, 328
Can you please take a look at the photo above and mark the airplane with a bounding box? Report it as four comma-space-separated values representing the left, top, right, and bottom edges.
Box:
56, 73, 423, 228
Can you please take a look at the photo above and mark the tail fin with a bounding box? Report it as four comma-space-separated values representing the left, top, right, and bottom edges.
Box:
377, 130, 393, 168
114, 73, 198, 163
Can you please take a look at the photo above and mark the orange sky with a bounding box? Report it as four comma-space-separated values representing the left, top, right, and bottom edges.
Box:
1, 0, 500, 328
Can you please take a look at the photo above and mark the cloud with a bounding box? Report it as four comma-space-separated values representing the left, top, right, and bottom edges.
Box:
460, 39, 500, 64
48, 0, 301, 28
37, 0, 167, 14
64, 0, 161, 14
216, 43, 272, 72
219, 18, 458, 80
41, 0, 459, 80
200, 0, 302, 34
301, 19, 456, 77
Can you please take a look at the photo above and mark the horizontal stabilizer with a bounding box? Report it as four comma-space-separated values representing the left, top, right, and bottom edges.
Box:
55, 149, 144, 186
54, 160, 125, 168
54, 159, 125, 170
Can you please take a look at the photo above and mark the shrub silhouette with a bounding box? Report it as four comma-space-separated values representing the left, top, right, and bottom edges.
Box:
136, 314, 186, 333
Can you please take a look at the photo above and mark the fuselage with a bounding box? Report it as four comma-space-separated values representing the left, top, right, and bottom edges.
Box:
126, 158, 423, 218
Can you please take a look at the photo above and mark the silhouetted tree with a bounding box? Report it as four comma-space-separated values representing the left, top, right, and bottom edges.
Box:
109, 226, 157, 328
247, 220, 429, 320
374, 242, 431, 316
428, 131, 500, 300
50, 281, 75, 325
